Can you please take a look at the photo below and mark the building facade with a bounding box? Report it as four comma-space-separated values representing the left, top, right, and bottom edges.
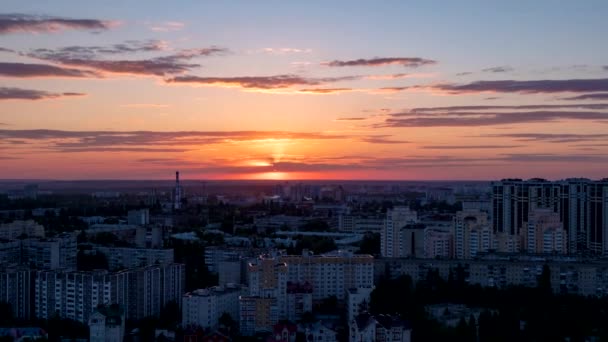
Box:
182, 285, 244, 329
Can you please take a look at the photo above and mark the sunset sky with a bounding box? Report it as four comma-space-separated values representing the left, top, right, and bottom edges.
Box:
1, 1, 608, 180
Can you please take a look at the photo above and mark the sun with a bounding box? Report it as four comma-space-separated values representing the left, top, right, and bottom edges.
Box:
253, 171, 289, 180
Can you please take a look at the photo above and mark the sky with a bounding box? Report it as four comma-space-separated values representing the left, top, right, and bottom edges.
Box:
1, 1, 608, 180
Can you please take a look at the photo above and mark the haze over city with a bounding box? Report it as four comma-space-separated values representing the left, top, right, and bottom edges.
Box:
1, 1, 608, 180
3, 3, 608, 341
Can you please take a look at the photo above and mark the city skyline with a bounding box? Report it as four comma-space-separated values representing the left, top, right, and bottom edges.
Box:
1, 1, 608, 180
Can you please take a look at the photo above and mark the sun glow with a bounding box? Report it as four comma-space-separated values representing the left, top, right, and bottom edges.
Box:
251, 171, 289, 180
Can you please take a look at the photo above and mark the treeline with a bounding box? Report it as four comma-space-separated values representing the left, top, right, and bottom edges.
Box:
370, 267, 608, 341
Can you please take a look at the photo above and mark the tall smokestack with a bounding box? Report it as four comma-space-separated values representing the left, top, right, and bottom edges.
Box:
174, 171, 182, 210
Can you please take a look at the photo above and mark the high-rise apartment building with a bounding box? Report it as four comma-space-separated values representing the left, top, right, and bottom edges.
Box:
424, 228, 452, 259
33, 264, 184, 323
526, 209, 566, 254
91, 246, 174, 271
247, 256, 288, 319
127, 209, 150, 226
182, 284, 245, 329
492, 178, 608, 254
0, 220, 45, 240
0, 267, 33, 320
453, 209, 492, 259
22, 233, 77, 271
381, 207, 418, 258
279, 251, 374, 301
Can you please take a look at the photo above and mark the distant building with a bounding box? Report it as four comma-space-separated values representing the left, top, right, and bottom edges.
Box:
298, 321, 337, 342
349, 312, 376, 342
247, 256, 288, 318
381, 207, 418, 258
286, 282, 313, 322
239, 296, 278, 336
127, 209, 149, 226
491, 178, 608, 254
375, 314, 411, 342
268, 322, 297, 342
526, 209, 567, 254
89, 304, 125, 342
91, 246, 174, 271
347, 287, 373, 323
182, 285, 244, 329
424, 228, 452, 259
0, 240, 21, 266
350, 313, 411, 342
0, 267, 33, 319
33, 263, 185, 323
453, 209, 492, 259
278, 251, 374, 301
339, 214, 384, 233
0, 220, 45, 240
22, 233, 77, 270
218, 260, 242, 286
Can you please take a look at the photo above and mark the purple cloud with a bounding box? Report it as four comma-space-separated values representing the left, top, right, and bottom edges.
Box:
0, 13, 113, 34
166, 75, 357, 89
479, 133, 608, 143
415, 78, 608, 94
0, 62, 99, 78
421, 145, 523, 149
323, 57, 436, 68
28, 44, 227, 76
560, 93, 608, 101
335, 117, 367, 121
298, 88, 353, 94
482, 66, 514, 73
409, 103, 608, 112
0, 87, 85, 100
380, 111, 608, 127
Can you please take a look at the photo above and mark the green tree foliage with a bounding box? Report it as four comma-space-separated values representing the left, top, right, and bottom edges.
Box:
76, 250, 109, 271
0, 301, 13, 325
369, 270, 608, 341
356, 233, 380, 255
298, 219, 330, 232
167, 238, 217, 291
287, 236, 337, 255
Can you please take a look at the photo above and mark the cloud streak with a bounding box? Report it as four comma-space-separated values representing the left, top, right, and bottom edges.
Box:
0, 62, 99, 78
0, 13, 114, 34
0, 87, 85, 100
28, 44, 227, 76
482, 66, 514, 73
166, 75, 357, 89
0, 129, 352, 153
298, 88, 353, 94
410, 78, 608, 94
479, 133, 608, 143
380, 111, 608, 127
409, 103, 608, 112
421, 145, 523, 149
560, 93, 608, 101
323, 57, 436, 68
148, 21, 185, 32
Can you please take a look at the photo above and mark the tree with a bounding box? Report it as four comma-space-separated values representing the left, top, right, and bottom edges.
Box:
159, 300, 181, 329
538, 264, 552, 294
357, 233, 380, 255
218, 312, 237, 334
0, 301, 13, 325
76, 250, 109, 271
